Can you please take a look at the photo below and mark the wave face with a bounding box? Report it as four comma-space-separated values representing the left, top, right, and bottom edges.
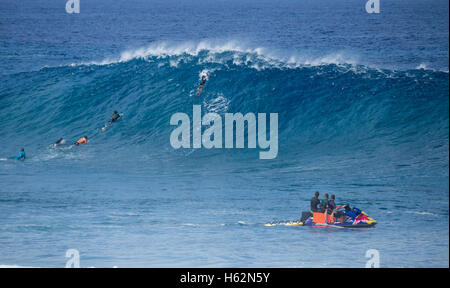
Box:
0, 45, 449, 267
0, 46, 448, 174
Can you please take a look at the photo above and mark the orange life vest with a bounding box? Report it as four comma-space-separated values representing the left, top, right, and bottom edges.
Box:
76, 137, 87, 144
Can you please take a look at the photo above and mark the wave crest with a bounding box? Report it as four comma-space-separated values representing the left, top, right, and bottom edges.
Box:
72, 40, 360, 70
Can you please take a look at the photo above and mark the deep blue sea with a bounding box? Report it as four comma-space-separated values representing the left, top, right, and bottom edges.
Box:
0, 0, 448, 267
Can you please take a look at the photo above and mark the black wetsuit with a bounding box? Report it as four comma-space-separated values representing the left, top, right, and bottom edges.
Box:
54, 138, 65, 145
301, 196, 321, 222
310, 197, 321, 212
109, 112, 120, 124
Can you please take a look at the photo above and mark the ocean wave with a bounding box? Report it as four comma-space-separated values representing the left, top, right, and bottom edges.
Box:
70, 40, 361, 70
0, 40, 448, 165
64, 40, 450, 74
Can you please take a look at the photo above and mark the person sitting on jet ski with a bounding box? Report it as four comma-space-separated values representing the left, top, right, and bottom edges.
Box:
300, 191, 321, 223
310, 191, 321, 212
327, 195, 348, 223
320, 193, 329, 212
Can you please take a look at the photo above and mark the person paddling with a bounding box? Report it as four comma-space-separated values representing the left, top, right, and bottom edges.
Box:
53, 138, 66, 147
108, 110, 121, 125
14, 148, 26, 160
74, 136, 88, 146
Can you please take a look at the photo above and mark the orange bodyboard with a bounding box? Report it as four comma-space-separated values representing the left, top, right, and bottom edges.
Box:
313, 212, 334, 223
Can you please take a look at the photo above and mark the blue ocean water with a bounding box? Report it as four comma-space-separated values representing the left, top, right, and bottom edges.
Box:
0, 0, 448, 267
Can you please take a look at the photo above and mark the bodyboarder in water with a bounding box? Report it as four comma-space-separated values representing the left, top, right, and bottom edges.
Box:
14, 148, 26, 161
103, 110, 121, 131
108, 110, 121, 125
1, 148, 26, 161
74, 136, 88, 146
195, 75, 207, 97
53, 138, 66, 147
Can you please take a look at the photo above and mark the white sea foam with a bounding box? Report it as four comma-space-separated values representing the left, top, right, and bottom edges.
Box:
416, 63, 428, 70
181, 223, 198, 227
0, 264, 35, 268
405, 211, 437, 216
199, 68, 213, 80
70, 40, 360, 70
203, 93, 230, 114
415, 63, 449, 73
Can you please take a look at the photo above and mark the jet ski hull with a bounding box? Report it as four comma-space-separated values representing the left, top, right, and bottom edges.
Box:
302, 210, 377, 228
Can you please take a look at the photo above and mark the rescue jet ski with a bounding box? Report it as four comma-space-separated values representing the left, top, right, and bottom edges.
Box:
302, 207, 376, 228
